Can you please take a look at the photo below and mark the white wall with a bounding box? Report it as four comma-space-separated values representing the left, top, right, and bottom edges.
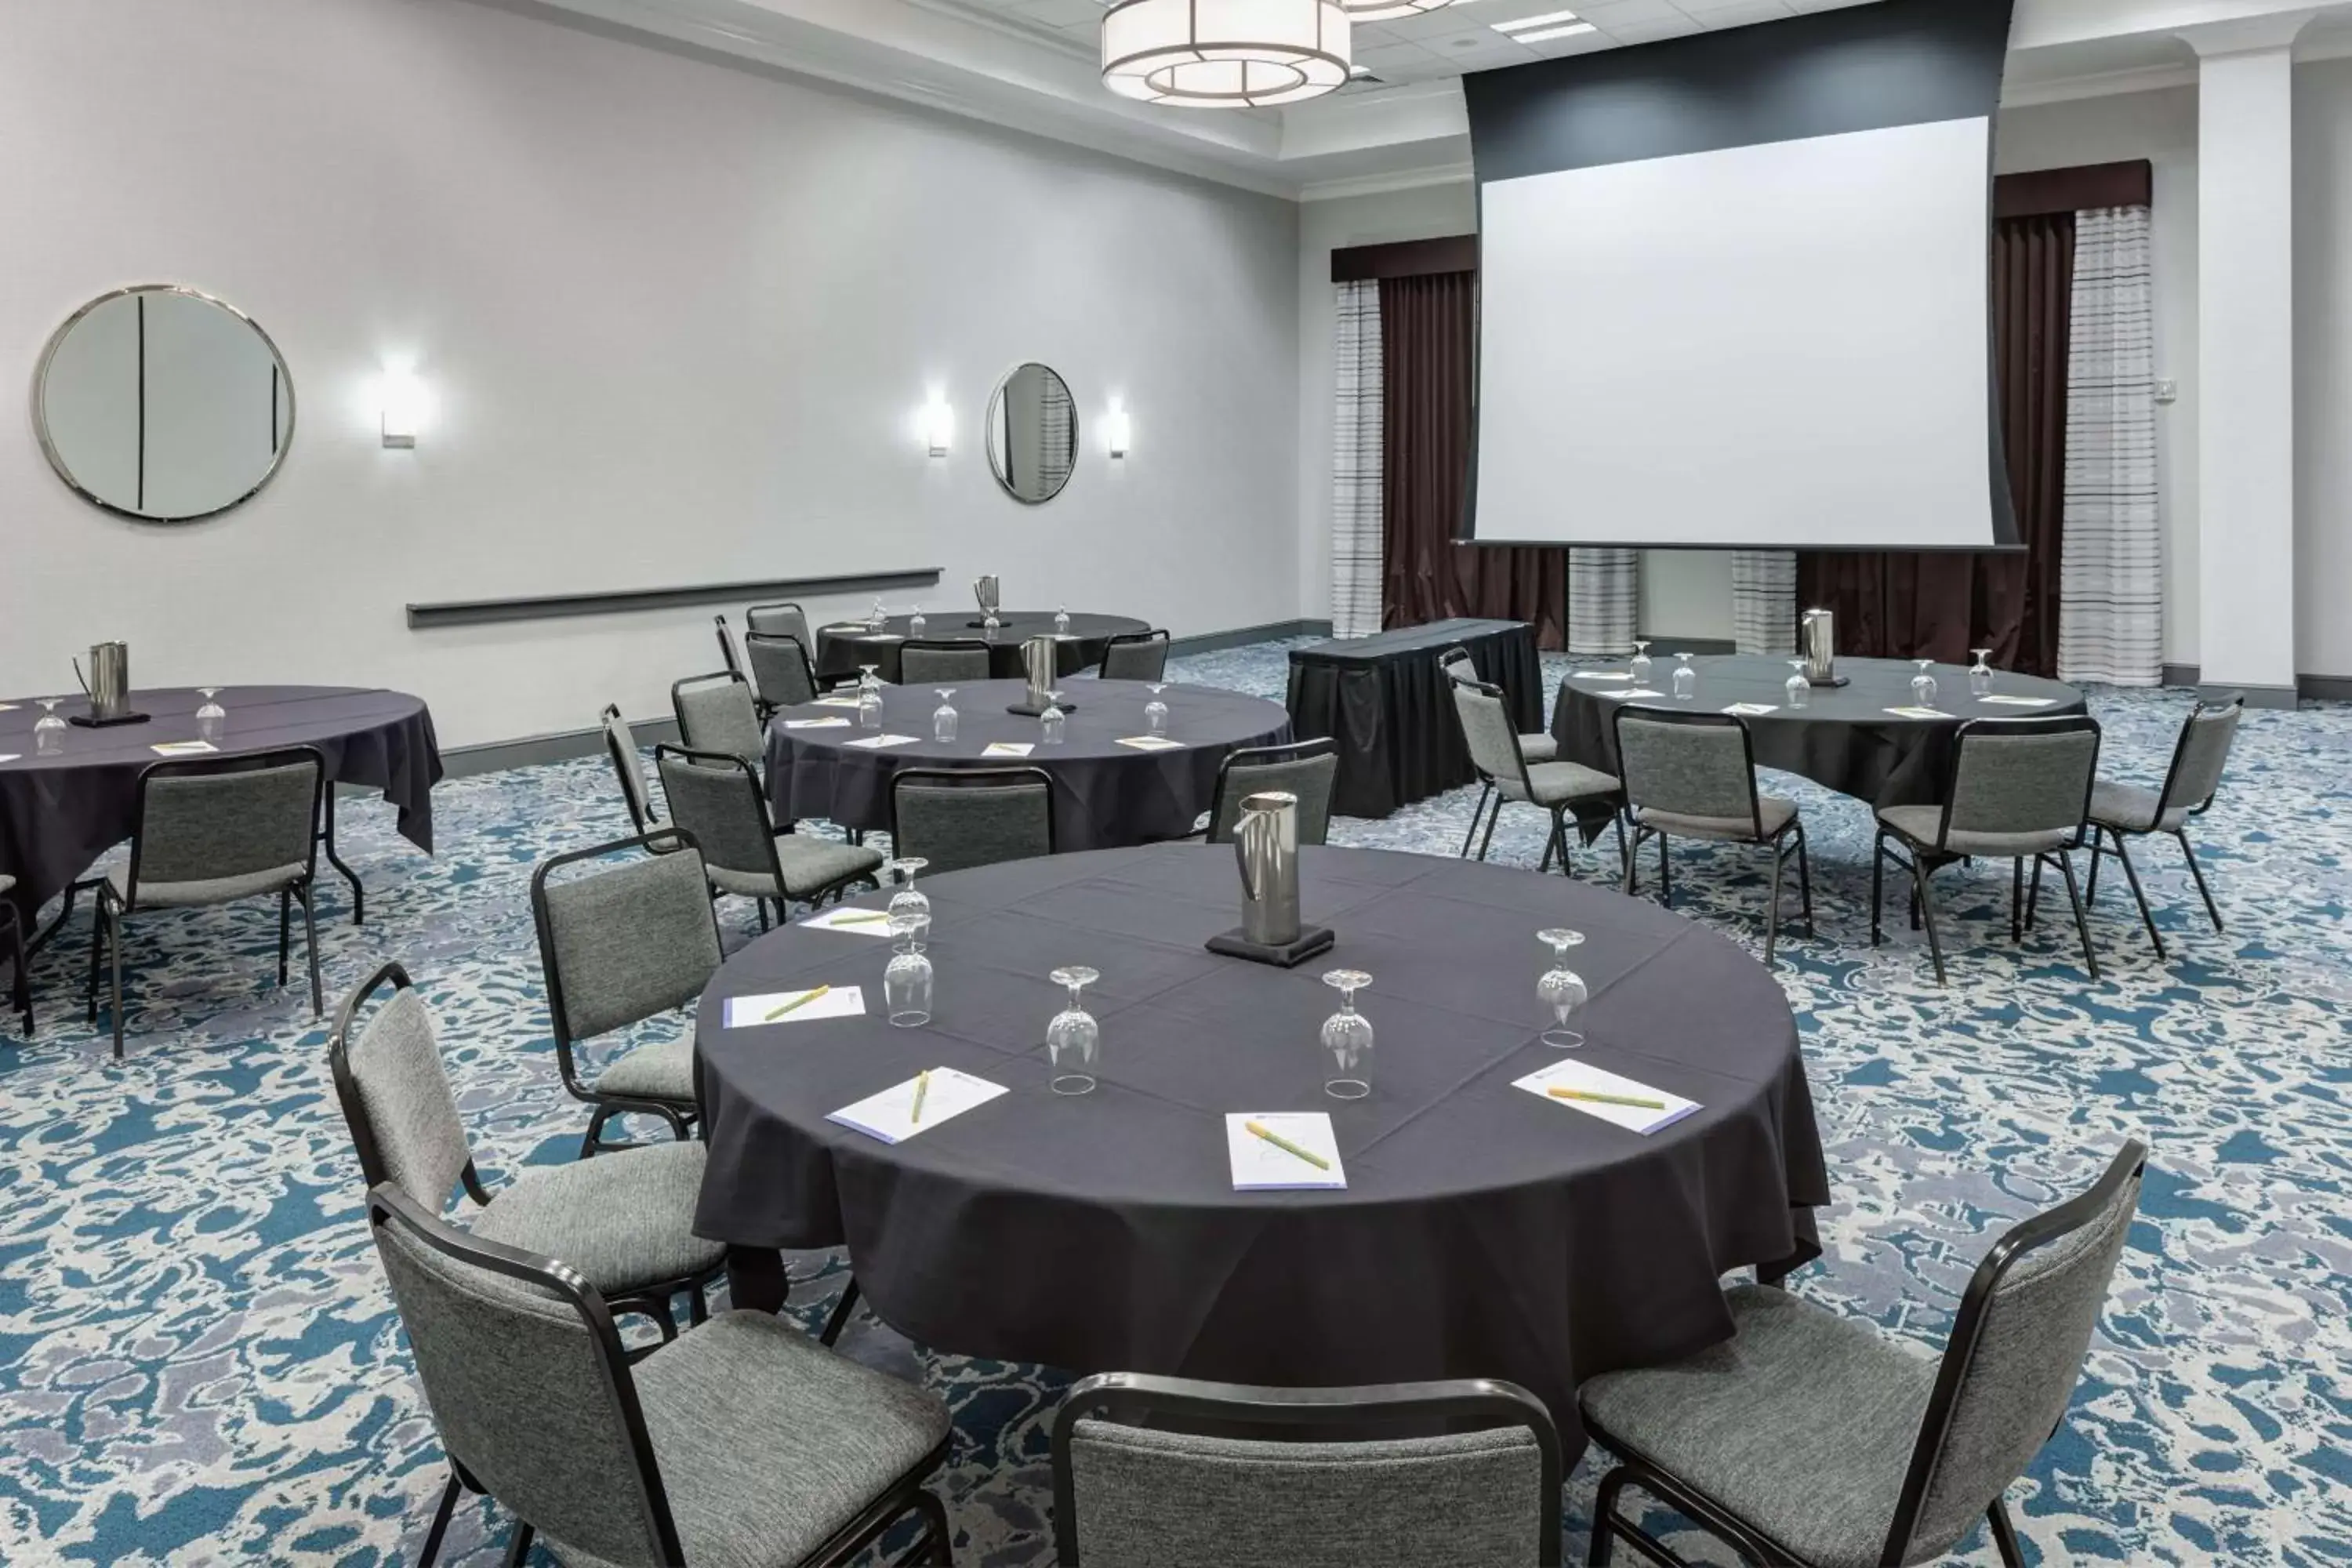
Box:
2296, 56, 2352, 681
0, 0, 1301, 747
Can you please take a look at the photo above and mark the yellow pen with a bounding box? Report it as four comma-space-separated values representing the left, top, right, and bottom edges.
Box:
828, 912, 892, 925
1244, 1119, 1330, 1171
1548, 1087, 1666, 1111
764, 984, 830, 1022
910, 1069, 931, 1126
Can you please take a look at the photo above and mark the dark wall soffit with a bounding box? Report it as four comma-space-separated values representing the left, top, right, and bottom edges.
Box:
407, 568, 945, 629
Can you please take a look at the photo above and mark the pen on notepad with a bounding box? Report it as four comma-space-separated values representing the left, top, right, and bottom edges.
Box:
910, 1069, 931, 1125
764, 985, 830, 1022
1244, 1120, 1330, 1171
1548, 1087, 1667, 1111
827, 911, 892, 925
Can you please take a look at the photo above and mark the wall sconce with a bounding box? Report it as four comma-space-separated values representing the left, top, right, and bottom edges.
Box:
380, 368, 425, 449
923, 397, 954, 458
1104, 402, 1132, 460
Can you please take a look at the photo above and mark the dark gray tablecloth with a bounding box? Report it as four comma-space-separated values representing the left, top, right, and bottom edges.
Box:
815, 612, 1151, 684
1287, 619, 1541, 819
692, 843, 1826, 1446
764, 678, 1290, 848
0, 685, 442, 919
1552, 655, 2086, 808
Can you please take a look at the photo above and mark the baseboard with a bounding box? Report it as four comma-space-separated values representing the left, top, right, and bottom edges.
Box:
1168, 619, 1332, 656
2161, 663, 2340, 707
2299, 673, 2352, 702
441, 716, 682, 780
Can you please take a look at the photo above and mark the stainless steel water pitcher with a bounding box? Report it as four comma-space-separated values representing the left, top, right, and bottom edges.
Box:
1234, 792, 1303, 949
973, 575, 1001, 620
1800, 609, 1837, 684
80, 641, 131, 720
1022, 634, 1057, 706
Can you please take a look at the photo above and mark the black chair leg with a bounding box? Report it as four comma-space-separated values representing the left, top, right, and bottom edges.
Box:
1764, 843, 1784, 967
278, 889, 292, 988
1794, 826, 1814, 937
85, 899, 105, 1025
1476, 797, 1502, 862
2055, 849, 2102, 981
1911, 861, 1948, 986
820, 1276, 863, 1346
911, 1486, 953, 1566
2010, 857, 2024, 945
2026, 853, 2044, 931
1656, 832, 1672, 908
299, 883, 324, 1016
1588, 1466, 1631, 1567
689, 1283, 710, 1326
417, 1468, 464, 1568
1870, 836, 1887, 946
2, 907, 27, 1038
500, 1520, 535, 1567
1461, 782, 1494, 858
105, 907, 126, 1058
1613, 813, 1631, 886
756, 899, 771, 933
2178, 829, 2224, 931
2109, 833, 2165, 958
1987, 1497, 2026, 1568
1621, 828, 1642, 897
2085, 824, 2105, 906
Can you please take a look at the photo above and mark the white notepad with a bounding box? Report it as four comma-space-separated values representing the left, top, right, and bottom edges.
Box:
844, 733, 918, 750
0, 755, 19, 764
1117, 735, 1185, 752
0, 703, 16, 712
982, 741, 1036, 757
811, 696, 864, 709
1979, 695, 2059, 708
151, 740, 217, 757
1573, 672, 1633, 682
724, 985, 867, 1028
1606, 689, 1667, 702
784, 717, 851, 730
1226, 1113, 1348, 1191
798, 908, 896, 936
1514, 1058, 1699, 1136
823, 624, 866, 633
1882, 706, 1954, 720
829, 1068, 1007, 1145
1722, 702, 1779, 717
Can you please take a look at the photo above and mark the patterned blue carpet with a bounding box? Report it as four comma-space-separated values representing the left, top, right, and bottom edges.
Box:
2, 639, 2347, 1566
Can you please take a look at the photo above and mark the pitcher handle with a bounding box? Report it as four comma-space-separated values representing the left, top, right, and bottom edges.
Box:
72, 657, 91, 699
1234, 822, 1259, 902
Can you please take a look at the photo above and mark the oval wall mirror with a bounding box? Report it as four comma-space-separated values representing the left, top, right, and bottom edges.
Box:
34, 285, 295, 523
985, 361, 1078, 506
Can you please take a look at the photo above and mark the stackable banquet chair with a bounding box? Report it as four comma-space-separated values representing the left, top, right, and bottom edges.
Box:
0, 879, 30, 1037
2084, 695, 2243, 957
532, 831, 724, 1157
87, 746, 325, 1058
602, 705, 676, 841
898, 641, 993, 684
1203, 740, 1338, 846
1098, 630, 1171, 682
671, 672, 767, 775
891, 767, 1055, 875
1872, 716, 2103, 985
367, 1181, 952, 1568
746, 600, 812, 653
328, 961, 724, 1353
1614, 707, 1813, 967
655, 746, 884, 928
1581, 1142, 2145, 1568
746, 633, 820, 713
1441, 648, 1558, 856
1051, 1372, 1561, 1567
1450, 677, 1621, 878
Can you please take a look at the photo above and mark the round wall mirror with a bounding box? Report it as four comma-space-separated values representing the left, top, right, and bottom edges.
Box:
986, 362, 1078, 506
34, 285, 295, 523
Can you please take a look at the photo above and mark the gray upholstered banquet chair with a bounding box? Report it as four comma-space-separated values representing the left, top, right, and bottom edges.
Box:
746, 632, 820, 712
0, 878, 29, 1038
1613, 707, 1813, 966
1098, 630, 1171, 683
714, 614, 748, 681
891, 766, 1055, 875
1581, 1141, 2146, 1568
671, 671, 767, 775
602, 704, 673, 840
87, 746, 325, 1058
655, 745, 884, 927
746, 599, 812, 654
2084, 694, 2242, 957
898, 640, 993, 684
1204, 740, 1338, 846
1449, 676, 1621, 878
532, 831, 724, 1157
1872, 715, 2103, 986
328, 961, 724, 1349
1051, 1371, 1561, 1568
1442, 648, 1557, 855
366, 1180, 952, 1568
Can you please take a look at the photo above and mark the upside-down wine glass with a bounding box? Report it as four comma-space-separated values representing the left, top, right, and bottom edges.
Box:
884, 914, 933, 1027
1054, 604, 1072, 637
909, 603, 927, 637
1144, 683, 1169, 738
1047, 966, 1100, 1094
932, 689, 959, 742
1041, 693, 1066, 746
1319, 969, 1374, 1100
195, 688, 226, 744
1784, 661, 1810, 711
1672, 652, 1697, 701
1537, 929, 1588, 1049
1969, 649, 1994, 700
858, 674, 885, 731
887, 858, 930, 946
868, 597, 888, 633
1911, 660, 1938, 707
33, 697, 67, 757
1629, 640, 1653, 686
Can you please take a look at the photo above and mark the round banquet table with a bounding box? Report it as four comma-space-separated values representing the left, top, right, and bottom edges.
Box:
812, 612, 1152, 685
692, 843, 1828, 1448
1551, 655, 2086, 808
0, 686, 443, 929
763, 678, 1290, 851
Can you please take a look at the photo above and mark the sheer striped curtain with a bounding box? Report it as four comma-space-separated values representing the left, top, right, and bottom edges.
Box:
1566, 550, 1638, 654
1731, 551, 1798, 655
1331, 281, 1385, 637
2059, 205, 2161, 685
1036, 376, 1075, 499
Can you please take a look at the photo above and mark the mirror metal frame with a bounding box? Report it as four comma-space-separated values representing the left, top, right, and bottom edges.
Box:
984, 361, 1079, 507
32, 282, 298, 525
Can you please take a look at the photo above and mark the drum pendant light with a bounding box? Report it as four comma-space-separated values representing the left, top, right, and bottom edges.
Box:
1102, 0, 1353, 109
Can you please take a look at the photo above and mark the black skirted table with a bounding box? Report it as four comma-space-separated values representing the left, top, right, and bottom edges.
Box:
692, 843, 1827, 1451
764, 678, 1290, 851
0, 685, 442, 931
1552, 655, 2087, 808
813, 612, 1152, 685
1287, 619, 1541, 820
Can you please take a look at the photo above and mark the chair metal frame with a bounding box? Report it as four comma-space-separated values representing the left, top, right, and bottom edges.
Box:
1870, 714, 2103, 986
368, 1179, 953, 1568
653, 744, 880, 929
1453, 673, 1624, 880
1051, 1370, 1563, 1568
896, 639, 994, 684
1201, 738, 1338, 844
529, 829, 717, 1157
601, 704, 665, 837
744, 631, 821, 716
1097, 628, 1171, 682
889, 766, 1058, 867
2083, 694, 2241, 958
746, 600, 809, 638
87, 744, 326, 1059
1583, 1142, 2147, 1568
1610, 706, 1813, 967
714, 614, 747, 680
0, 891, 29, 1038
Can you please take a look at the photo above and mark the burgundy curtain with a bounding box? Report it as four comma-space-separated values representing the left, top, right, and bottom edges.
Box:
1379, 273, 1567, 649
1796, 213, 2076, 674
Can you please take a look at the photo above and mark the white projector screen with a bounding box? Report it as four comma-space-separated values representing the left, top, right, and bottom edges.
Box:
1472, 116, 1998, 550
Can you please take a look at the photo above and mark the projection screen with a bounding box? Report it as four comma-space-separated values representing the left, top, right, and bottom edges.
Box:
1461, 0, 2019, 551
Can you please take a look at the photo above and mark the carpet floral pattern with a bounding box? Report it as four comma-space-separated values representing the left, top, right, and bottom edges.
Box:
1, 640, 2347, 1565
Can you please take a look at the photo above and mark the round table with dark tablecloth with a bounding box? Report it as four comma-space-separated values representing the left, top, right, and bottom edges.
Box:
764, 678, 1290, 851
1551, 655, 2086, 808
692, 843, 1828, 1450
813, 612, 1152, 685
0, 685, 443, 929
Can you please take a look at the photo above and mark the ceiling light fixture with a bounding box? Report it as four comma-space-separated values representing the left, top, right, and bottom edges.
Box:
1338, 0, 1465, 20
1102, 0, 1352, 109
1490, 8, 1583, 33
1507, 21, 1596, 43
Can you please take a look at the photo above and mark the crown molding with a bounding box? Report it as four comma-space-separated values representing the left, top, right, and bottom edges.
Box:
1300, 162, 1473, 201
